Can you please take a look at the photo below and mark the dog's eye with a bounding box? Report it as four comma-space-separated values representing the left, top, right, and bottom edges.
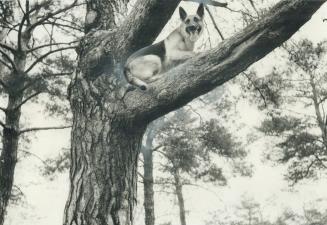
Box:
186, 19, 190, 24
194, 17, 199, 23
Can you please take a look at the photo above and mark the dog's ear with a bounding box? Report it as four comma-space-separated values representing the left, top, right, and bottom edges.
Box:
197, 3, 204, 18
179, 6, 187, 21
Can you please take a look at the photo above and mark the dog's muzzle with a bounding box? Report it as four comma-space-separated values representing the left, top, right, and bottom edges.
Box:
186, 25, 202, 35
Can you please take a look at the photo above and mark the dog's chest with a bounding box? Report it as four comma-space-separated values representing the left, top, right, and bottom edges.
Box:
177, 39, 194, 51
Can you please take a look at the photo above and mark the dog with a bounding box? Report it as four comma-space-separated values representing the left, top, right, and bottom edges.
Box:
124, 3, 204, 90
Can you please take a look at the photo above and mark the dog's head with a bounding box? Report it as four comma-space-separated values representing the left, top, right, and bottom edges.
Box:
179, 3, 204, 42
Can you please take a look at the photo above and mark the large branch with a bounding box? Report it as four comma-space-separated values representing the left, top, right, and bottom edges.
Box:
123, 0, 326, 122
116, 0, 181, 59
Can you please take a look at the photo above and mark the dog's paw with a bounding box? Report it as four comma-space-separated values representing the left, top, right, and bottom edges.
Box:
140, 85, 148, 91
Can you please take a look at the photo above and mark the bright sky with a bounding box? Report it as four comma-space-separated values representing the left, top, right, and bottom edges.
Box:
4, 1, 327, 225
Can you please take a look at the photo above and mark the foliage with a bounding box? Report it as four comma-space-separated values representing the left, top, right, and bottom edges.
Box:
154, 104, 249, 188
243, 38, 327, 184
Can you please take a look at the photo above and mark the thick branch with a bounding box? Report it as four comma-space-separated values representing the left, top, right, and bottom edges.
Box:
123, 0, 326, 122
116, 0, 181, 59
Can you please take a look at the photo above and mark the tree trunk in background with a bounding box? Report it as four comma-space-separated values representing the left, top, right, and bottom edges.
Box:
174, 172, 187, 225
142, 148, 155, 225
0, 94, 23, 225
0, 47, 26, 225
142, 119, 164, 225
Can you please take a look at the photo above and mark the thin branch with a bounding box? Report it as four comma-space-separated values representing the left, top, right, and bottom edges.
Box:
19, 125, 72, 135
183, 0, 227, 7
205, 5, 224, 40
25, 46, 76, 73
137, 171, 144, 180
26, 41, 78, 53
43, 21, 84, 32
17, 5, 36, 51
242, 71, 267, 107
0, 120, 6, 128
17, 0, 26, 15
0, 43, 16, 54
0, 78, 8, 89
27, 0, 79, 32
20, 150, 49, 166
0, 58, 12, 70
0, 49, 17, 71
0, 107, 7, 113
248, 0, 260, 17
14, 91, 42, 110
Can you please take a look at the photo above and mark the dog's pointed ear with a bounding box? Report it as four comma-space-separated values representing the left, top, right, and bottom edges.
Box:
179, 6, 187, 21
197, 3, 204, 18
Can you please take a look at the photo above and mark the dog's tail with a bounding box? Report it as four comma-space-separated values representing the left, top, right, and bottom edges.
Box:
124, 66, 148, 91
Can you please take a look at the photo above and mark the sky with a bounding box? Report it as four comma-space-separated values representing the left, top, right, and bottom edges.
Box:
3, 1, 327, 225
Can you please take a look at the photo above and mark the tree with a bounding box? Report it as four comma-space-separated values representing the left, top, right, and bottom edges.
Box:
65, 0, 326, 224
256, 39, 327, 184
140, 103, 247, 225
0, 1, 83, 224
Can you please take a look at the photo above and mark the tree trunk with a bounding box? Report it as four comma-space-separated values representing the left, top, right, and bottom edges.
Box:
174, 172, 187, 225
309, 73, 327, 145
0, 93, 23, 225
64, 75, 146, 225
142, 119, 164, 225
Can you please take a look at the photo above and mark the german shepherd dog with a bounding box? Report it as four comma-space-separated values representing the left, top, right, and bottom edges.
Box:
124, 4, 204, 90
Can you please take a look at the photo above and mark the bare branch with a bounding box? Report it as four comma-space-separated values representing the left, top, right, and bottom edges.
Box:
25, 46, 76, 73
43, 21, 83, 32
14, 91, 42, 110
0, 107, 7, 113
183, 0, 227, 7
122, 0, 326, 123
248, 0, 260, 17
0, 43, 16, 54
19, 125, 71, 135
205, 6, 224, 40
26, 41, 78, 53
0, 49, 16, 71
0, 120, 6, 128
0, 58, 12, 70
27, 0, 79, 32
242, 71, 267, 107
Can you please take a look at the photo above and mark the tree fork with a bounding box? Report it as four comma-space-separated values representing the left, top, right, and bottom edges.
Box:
64, 0, 326, 224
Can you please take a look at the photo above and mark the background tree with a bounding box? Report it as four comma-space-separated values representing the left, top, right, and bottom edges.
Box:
65, 0, 326, 224
0, 0, 83, 224
251, 39, 327, 184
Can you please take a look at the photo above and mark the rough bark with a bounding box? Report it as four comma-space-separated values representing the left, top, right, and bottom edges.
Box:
64, 0, 326, 224
0, 96, 23, 225
0, 56, 25, 225
174, 172, 187, 225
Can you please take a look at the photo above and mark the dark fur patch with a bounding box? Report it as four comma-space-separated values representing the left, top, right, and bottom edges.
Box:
127, 41, 166, 63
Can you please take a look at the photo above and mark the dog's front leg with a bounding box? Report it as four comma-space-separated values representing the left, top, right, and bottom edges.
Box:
169, 50, 195, 61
